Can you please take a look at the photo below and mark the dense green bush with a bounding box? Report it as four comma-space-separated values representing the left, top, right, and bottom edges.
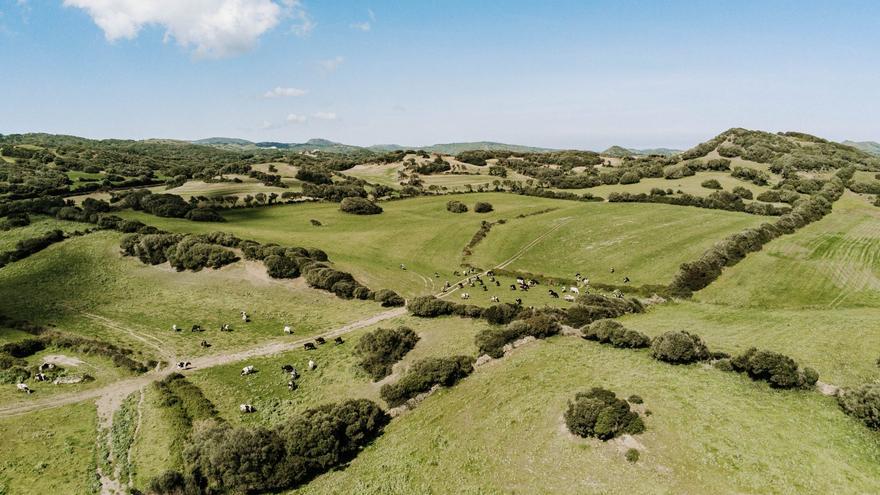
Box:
731, 186, 753, 200
701, 179, 722, 190
481, 303, 521, 325
474, 201, 494, 213
730, 347, 818, 389
0, 229, 66, 266
380, 356, 474, 407
263, 254, 300, 278
295, 164, 333, 184
0, 212, 30, 230
731, 167, 769, 186
446, 200, 468, 213
407, 296, 457, 317
165, 237, 240, 271
581, 319, 650, 349
185, 207, 225, 222
838, 384, 880, 430
619, 171, 640, 184
565, 295, 643, 327
355, 326, 420, 380
340, 197, 383, 215
564, 387, 645, 440
139, 193, 193, 218
475, 314, 561, 358
650, 331, 710, 364
373, 288, 405, 307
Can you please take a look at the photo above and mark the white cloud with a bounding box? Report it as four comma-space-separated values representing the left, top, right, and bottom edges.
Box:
350, 21, 370, 32
319, 55, 344, 72
289, 4, 314, 37
286, 113, 307, 123
263, 86, 307, 98
312, 111, 337, 120
63, 0, 310, 58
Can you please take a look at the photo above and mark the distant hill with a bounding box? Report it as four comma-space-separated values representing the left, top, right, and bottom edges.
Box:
602, 145, 681, 157
418, 142, 555, 154
193, 137, 255, 146
842, 140, 880, 156
192, 137, 558, 154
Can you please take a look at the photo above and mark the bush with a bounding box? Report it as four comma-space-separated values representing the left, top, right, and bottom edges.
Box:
474, 201, 494, 213
373, 289, 405, 307
0, 229, 66, 266
627, 395, 643, 404
0, 212, 30, 230
581, 319, 650, 349
380, 356, 474, 407
481, 303, 521, 325
295, 165, 333, 184
340, 197, 383, 215
185, 208, 225, 222
407, 296, 456, 317
650, 331, 710, 364
564, 388, 645, 440
701, 179, 722, 190
730, 347, 818, 389
838, 384, 880, 430
165, 237, 240, 271
731, 186, 753, 199
264, 254, 300, 278
148, 470, 188, 494
625, 448, 640, 462
446, 200, 468, 213
619, 171, 640, 184
475, 315, 560, 358
355, 326, 420, 380
565, 295, 643, 327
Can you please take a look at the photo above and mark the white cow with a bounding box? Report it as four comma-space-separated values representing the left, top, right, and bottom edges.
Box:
563, 295, 576, 302
16, 383, 32, 394
570, 287, 580, 295
308, 360, 317, 371
283, 325, 293, 334
241, 365, 256, 376
460, 292, 470, 300
172, 324, 178, 332
239, 404, 255, 413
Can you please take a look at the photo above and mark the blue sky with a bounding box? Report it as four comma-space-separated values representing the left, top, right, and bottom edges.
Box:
0, 0, 878, 149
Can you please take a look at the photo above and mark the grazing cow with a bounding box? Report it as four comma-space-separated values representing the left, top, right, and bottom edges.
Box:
495, 280, 500, 287
176, 361, 191, 370
482, 285, 488, 291
39, 363, 55, 372
288, 379, 298, 391
490, 296, 500, 303
308, 360, 317, 371
304, 342, 317, 351
172, 324, 178, 332
623, 276, 630, 284
548, 290, 559, 298
281, 364, 294, 373
460, 292, 470, 300
444, 281, 451, 290
610, 267, 615, 273
515, 298, 523, 305
400, 264, 407, 270
487, 270, 495, 277
191, 325, 202, 332
564, 295, 576, 302
241, 365, 256, 376
200, 340, 211, 348
16, 383, 32, 394
582, 278, 590, 287
570, 287, 580, 295
239, 404, 255, 413
316, 337, 326, 345
434, 272, 440, 278
334, 336, 344, 345
516, 278, 525, 285
35, 373, 47, 382
561, 286, 568, 293
529, 279, 538, 286
458, 282, 465, 289
283, 325, 293, 334
221, 323, 231, 332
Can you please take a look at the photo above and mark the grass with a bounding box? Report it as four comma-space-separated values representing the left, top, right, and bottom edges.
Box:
0, 232, 382, 359
164, 178, 301, 199
110, 392, 139, 485
291, 336, 880, 495
469, 201, 770, 286
187, 315, 485, 427
131, 386, 179, 489
551, 171, 775, 200
0, 402, 99, 495
0, 215, 88, 251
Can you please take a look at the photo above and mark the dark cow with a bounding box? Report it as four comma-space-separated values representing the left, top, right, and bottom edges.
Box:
548, 290, 559, 298
510, 284, 517, 291
200, 340, 211, 348
334, 336, 344, 345
191, 324, 203, 332
288, 379, 298, 391
281, 364, 294, 373
315, 337, 326, 345
304, 342, 317, 351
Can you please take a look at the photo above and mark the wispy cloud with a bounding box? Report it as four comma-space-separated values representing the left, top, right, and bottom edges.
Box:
319, 55, 344, 72
290, 3, 315, 37
63, 0, 311, 58
263, 86, 307, 98
312, 111, 337, 121
350, 8, 375, 31
286, 113, 307, 123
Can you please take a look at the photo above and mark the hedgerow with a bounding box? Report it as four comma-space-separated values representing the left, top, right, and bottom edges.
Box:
564, 387, 645, 440
729, 347, 819, 389
581, 319, 650, 349
650, 331, 710, 364
380, 356, 475, 407
355, 326, 420, 380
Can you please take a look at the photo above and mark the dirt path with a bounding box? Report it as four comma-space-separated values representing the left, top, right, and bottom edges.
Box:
79, 311, 174, 361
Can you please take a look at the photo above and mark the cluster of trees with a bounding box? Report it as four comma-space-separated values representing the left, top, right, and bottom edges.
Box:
564, 387, 645, 440
701, 179, 722, 190
837, 384, 880, 430
380, 356, 475, 407
581, 319, 650, 349
462, 219, 505, 256
0, 195, 65, 217
650, 331, 711, 364
474, 201, 493, 213
373, 288, 406, 307
295, 164, 334, 184
730, 166, 770, 186
446, 200, 468, 213
340, 196, 383, 215
355, 326, 420, 380
408, 296, 514, 322
755, 189, 800, 204
607, 190, 789, 216
564, 294, 644, 327
0, 229, 66, 267
475, 314, 560, 358
301, 182, 368, 202
723, 347, 819, 389
670, 176, 845, 296
152, 399, 389, 494
412, 156, 451, 175
120, 233, 240, 271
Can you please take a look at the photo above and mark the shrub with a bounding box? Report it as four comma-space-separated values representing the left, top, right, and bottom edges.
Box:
625, 448, 640, 463
264, 254, 300, 278
730, 347, 818, 389
380, 356, 474, 407
619, 171, 640, 184
701, 179, 722, 190
650, 331, 710, 364
838, 384, 880, 430
148, 470, 188, 494
474, 201, 494, 213
446, 200, 468, 213
627, 395, 643, 404
340, 197, 383, 215
355, 326, 420, 380
185, 207, 225, 222
474, 315, 560, 358
407, 296, 456, 317
295, 165, 333, 184
565, 295, 643, 327
564, 388, 645, 440
373, 289, 405, 307
731, 186, 753, 199
581, 319, 650, 349
482, 303, 521, 325
165, 237, 240, 271
0, 212, 30, 230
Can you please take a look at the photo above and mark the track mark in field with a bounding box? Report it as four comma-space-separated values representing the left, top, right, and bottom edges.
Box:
0, 307, 408, 420
79, 311, 171, 360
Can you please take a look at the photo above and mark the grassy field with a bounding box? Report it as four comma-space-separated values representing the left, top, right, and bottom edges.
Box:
0, 402, 98, 494
291, 336, 880, 495
130, 386, 181, 489
551, 171, 775, 200
0, 215, 89, 251
164, 178, 302, 199
0, 232, 382, 359
470, 202, 770, 286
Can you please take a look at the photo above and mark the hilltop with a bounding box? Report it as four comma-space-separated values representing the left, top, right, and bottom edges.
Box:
602, 145, 682, 157
842, 140, 880, 156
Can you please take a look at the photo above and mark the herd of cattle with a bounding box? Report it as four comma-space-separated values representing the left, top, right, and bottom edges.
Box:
450, 268, 629, 304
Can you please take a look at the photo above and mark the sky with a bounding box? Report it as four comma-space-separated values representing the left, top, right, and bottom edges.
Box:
0, 0, 878, 150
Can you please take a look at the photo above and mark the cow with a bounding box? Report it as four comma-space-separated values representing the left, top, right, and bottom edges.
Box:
304, 342, 317, 351
241, 365, 256, 376
613, 289, 624, 298
490, 296, 500, 303
548, 290, 559, 298
495, 280, 501, 287
200, 340, 211, 348
281, 364, 295, 373
460, 293, 470, 300
35, 373, 47, 382
39, 363, 55, 372
190, 324, 203, 332
239, 404, 255, 413
570, 287, 580, 295
316, 337, 326, 345
16, 383, 32, 394
334, 336, 344, 345
220, 323, 232, 332
623, 276, 630, 284
172, 324, 178, 332
482, 285, 488, 291
487, 270, 495, 277
564, 295, 576, 302
176, 361, 191, 370
515, 298, 523, 305
308, 360, 317, 371
516, 278, 525, 285
288, 379, 298, 391
241, 312, 250, 323
610, 267, 615, 273
400, 264, 407, 270
283, 325, 293, 334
